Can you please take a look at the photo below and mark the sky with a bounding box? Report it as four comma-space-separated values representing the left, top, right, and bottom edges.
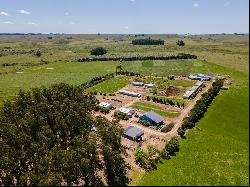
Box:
0, 0, 249, 34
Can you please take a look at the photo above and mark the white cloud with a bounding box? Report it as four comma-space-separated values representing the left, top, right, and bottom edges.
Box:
69, 21, 75, 25
0, 11, 8, 16
18, 9, 30, 15
193, 3, 199, 7
124, 26, 129, 29
130, 0, 135, 2
65, 12, 69, 16
27, 21, 37, 25
3, 21, 13, 24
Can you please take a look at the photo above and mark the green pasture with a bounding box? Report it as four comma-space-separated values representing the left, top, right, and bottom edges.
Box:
87, 76, 130, 94
132, 102, 180, 118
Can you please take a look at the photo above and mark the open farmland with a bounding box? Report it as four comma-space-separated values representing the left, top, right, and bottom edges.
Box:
0, 34, 248, 186
134, 63, 249, 186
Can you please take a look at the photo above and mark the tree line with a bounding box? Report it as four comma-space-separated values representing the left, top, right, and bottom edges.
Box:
0, 83, 129, 186
178, 80, 224, 137
132, 38, 165, 45
75, 53, 197, 62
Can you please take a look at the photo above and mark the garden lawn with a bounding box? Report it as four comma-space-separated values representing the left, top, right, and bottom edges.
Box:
132, 102, 180, 118
87, 76, 130, 94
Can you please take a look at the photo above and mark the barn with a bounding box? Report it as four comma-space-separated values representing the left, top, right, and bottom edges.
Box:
139, 110, 164, 126
124, 126, 144, 141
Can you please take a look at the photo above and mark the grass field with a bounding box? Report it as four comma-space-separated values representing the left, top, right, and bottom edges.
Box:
87, 76, 130, 94
135, 64, 249, 186
132, 102, 180, 118
0, 61, 118, 99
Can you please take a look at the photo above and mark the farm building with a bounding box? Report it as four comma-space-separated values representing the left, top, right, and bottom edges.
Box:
188, 74, 211, 81
144, 83, 156, 88
118, 89, 141, 97
139, 110, 164, 126
99, 102, 114, 109
124, 126, 144, 141
133, 81, 144, 86
119, 107, 135, 116
183, 81, 204, 99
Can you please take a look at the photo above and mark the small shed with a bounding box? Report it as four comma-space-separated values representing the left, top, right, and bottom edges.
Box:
119, 107, 135, 116
133, 81, 144, 86
124, 126, 144, 141
99, 102, 114, 109
139, 110, 164, 126
144, 83, 156, 88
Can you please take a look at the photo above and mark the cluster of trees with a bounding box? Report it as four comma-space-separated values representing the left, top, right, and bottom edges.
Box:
134, 145, 160, 171
178, 80, 224, 138
0, 83, 129, 186
146, 96, 185, 109
80, 73, 115, 89
90, 47, 107, 56
132, 38, 164, 45
162, 137, 180, 158
161, 122, 174, 133
76, 53, 197, 62
176, 40, 185, 46
114, 111, 130, 121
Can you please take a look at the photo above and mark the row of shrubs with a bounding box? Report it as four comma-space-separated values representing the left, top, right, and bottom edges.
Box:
75, 53, 197, 62
178, 79, 224, 137
146, 95, 185, 108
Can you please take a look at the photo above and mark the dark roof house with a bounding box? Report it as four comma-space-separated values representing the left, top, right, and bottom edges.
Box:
124, 126, 144, 141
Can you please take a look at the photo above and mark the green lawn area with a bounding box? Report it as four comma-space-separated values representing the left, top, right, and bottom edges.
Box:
132, 102, 180, 118
0, 61, 119, 99
145, 95, 188, 107
87, 76, 130, 94
168, 79, 195, 87
136, 64, 249, 186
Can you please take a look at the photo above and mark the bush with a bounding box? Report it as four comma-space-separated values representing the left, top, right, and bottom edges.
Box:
100, 106, 110, 114
161, 122, 174, 132
90, 47, 107, 56
165, 137, 179, 156
149, 88, 158, 95
35, 50, 41, 57
177, 127, 185, 138
138, 119, 150, 127
114, 111, 130, 121
132, 38, 164, 45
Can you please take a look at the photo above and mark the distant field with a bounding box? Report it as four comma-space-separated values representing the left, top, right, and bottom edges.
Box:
122, 60, 195, 77
135, 64, 249, 186
132, 102, 180, 118
0, 61, 118, 99
87, 76, 130, 94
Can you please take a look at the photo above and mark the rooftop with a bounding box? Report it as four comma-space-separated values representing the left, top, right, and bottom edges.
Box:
143, 110, 164, 123
124, 126, 144, 139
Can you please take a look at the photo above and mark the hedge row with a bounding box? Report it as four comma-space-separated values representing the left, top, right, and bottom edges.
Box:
75, 53, 197, 62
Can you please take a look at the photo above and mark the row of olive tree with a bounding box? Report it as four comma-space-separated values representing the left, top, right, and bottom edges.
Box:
0, 83, 129, 186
